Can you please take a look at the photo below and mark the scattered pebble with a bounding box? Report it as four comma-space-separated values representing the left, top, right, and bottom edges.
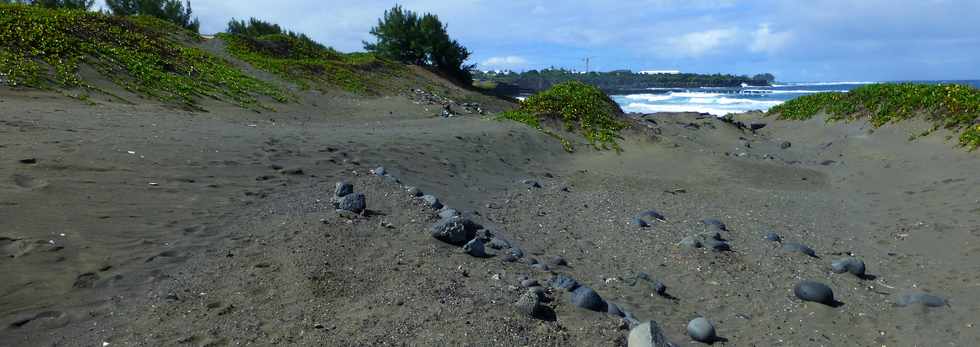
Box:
521, 179, 542, 188
548, 255, 568, 267
794, 280, 836, 305
530, 263, 550, 272
508, 247, 525, 259
372, 166, 386, 176
687, 317, 717, 343
487, 238, 510, 250
703, 238, 731, 252
764, 232, 782, 242
831, 257, 866, 277
702, 218, 727, 231
653, 281, 667, 296
780, 141, 792, 149
405, 186, 422, 197
634, 210, 667, 227
678, 235, 703, 249
782, 242, 817, 257
19, 158, 37, 164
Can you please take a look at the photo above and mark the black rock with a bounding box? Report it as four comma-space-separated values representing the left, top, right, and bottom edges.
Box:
430, 217, 479, 246
521, 179, 542, 188
783, 242, 817, 257
779, 141, 792, 149
337, 193, 365, 213
463, 238, 489, 257
570, 286, 607, 312
520, 279, 539, 288
704, 238, 731, 252
607, 302, 625, 317
280, 167, 304, 175
687, 317, 717, 343
19, 158, 37, 164
509, 247, 525, 258
633, 217, 650, 228
334, 181, 353, 197
406, 186, 422, 197
550, 275, 579, 291
794, 280, 835, 305
897, 292, 946, 307
501, 254, 517, 262
548, 256, 568, 267
488, 238, 511, 250
764, 232, 782, 242
702, 218, 727, 231
373, 166, 386, 176
831, 257, 866, 277
421, 195, 443, 209
530, 263, 550, 272
438, 208, 460, 219
678, 236, 702, 249
653, 281, 667, 296
750, 123, 767, 130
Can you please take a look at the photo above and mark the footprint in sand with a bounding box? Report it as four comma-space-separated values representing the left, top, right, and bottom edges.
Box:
11, 174, 48, 189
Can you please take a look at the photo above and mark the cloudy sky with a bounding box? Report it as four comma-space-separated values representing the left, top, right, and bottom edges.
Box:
98, 0, 979, 81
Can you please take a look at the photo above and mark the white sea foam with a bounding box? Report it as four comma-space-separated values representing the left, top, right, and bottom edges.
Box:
622, 94, 673, 102
623, 102, 782, 116
773, 81, 876, 87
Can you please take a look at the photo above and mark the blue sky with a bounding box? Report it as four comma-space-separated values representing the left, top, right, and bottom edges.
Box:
97, 0, 980, 81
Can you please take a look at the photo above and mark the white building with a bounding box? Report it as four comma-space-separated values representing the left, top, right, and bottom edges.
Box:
639, 70, 681, 75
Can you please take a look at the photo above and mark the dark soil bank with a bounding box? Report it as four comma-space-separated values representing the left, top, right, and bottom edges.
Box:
2, 90, 979, 346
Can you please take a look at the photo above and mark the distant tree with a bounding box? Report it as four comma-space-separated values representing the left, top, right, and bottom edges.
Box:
106, 0, 200, 32
364, 5, 473, 83
226, 17, 284, 37
752, 73, 776, 83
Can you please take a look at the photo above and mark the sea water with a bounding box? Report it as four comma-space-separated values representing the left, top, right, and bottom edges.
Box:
610, 80, 980, 116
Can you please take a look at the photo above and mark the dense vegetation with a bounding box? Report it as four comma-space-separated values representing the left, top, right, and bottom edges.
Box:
769, 83, 980, 150
474, 69, 774, 93
501, 81, 627, 151
105, 0, 200, 32
0, 4, 286, 109
0, 0, 93, 9
219, 18, 404, 94
364, 5, 473, 84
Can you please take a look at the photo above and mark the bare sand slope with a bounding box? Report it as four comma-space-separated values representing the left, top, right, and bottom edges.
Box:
2, 90, 978, 346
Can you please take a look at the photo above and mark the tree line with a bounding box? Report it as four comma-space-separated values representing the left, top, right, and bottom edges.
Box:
1, 0, 199, 32
473, 69, 776, 92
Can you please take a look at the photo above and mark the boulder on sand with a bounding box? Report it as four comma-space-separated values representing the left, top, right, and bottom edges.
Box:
421, 195, 443, 209
831, 257, 866, 277
687, 317, 717, 343
628, 320, 675, 347
430, 216, 479, 246
463, 238, 489, 257
570, 286, 607, 312
337, 192, 365, 213
794, 280, 835, 305
334, 181, 353, 197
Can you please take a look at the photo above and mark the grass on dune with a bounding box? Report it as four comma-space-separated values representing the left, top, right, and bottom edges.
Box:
500, 81, 627, 152
0, 4, 288, 110
768, 83, 980, 150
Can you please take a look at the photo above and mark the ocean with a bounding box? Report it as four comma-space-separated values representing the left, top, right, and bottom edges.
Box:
610, 80, 980, 116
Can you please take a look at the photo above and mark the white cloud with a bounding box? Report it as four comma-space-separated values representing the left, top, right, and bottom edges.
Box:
481, 56, 529, 69
749, 24, 792, 54
666, 28, 737, 57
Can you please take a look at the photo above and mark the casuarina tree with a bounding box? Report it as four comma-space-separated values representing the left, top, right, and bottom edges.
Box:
364, 5, 473, 84
105, 0, 200, 32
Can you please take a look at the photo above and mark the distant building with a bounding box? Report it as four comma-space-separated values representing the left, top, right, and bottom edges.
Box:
639, 70, 681, 75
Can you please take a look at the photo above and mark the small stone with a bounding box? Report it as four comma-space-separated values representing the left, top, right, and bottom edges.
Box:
653, 281, 667, 296
570, 286, 607, 312
548, 256, 568, 267
463, 238, 489, 258
337, 193, 366, 213
783, 242, 817, 257
280, 167, 304, 175
780, 141, 792, 149
633, 217, 650, 228
406, 186, 422, 197
438, 208, 460, 219
702, 219, 727, 231
487, 238, 510, 250
702, 230, 723, 241
703, 239, 731, 252
421, 195, 443, 209
764, 232, 781, 242
678, 236, 702, 249
430, 217, 479, 246
334, 181, 353, 197
628, 320, 673, 347
794, 280, 835, 305
896, 292, 946, 307
520, 279, 539, 288
550, 275, 579, 291
509, 247, 525, 259
687, 317, 717, 343
530, 263, 550, 272
831, 257, 866, 277
501, 254, 517, 263
515, 289, 545, 318
19, 158, 37, 164
372, 166, 386, 176
521, 179, 542, 188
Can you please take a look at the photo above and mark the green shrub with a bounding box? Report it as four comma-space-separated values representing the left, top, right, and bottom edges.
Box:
220, 32, 403, 94
0, 4, 287, 109
768, 83, 980, 150
105, 0, 199, 32
364, 5, 473, 84
500, 81, 627, 151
